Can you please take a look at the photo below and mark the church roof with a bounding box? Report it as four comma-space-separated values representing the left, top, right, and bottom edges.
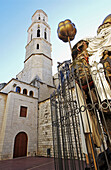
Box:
32, 9, 47, 18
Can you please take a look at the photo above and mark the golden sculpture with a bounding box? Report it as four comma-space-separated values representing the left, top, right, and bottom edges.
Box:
103, 14, 111, 24
57, 14, 111, 169
57, 19, 77, 51
97, 13, 111, 34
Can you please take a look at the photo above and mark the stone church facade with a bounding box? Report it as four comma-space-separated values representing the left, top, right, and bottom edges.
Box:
0, 10, 57, 160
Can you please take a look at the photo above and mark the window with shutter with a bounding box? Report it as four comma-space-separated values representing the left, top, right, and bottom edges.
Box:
20, 106, 27, 117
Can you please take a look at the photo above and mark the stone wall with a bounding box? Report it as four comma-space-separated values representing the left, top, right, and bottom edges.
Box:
0, 92, 38, 160
37, 99, 53, 157
0, 93, 7, 157
38, 82, 55, 102
17, 53, 53, 86
0, 79, 38, 99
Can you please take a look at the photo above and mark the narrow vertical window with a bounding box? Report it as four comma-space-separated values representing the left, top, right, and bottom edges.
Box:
37, 44, 39, 49
38, 15, 40, 20
44, 28, 47, 40
20, 106, 27, 117
29, 91, 33, 97
23, 89, 27, 95
43, 17, 45, 21
31, 34, 32, 41
37, 25, 40, 37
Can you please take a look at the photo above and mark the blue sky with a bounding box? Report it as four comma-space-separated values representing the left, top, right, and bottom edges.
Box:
0, 0, 111, 83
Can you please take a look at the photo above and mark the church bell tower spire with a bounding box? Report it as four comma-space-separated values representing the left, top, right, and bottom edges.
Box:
17, 10, 53, 86
25, 10, 51, 61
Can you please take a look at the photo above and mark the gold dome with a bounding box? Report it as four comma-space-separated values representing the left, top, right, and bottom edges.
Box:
102, 14, 111, 24
97, 14, 111, 34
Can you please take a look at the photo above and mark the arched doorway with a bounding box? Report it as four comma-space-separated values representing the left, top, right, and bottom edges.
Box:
13, 132, 28, 158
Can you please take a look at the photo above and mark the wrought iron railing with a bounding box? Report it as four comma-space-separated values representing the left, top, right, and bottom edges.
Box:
50, 55, 111, 170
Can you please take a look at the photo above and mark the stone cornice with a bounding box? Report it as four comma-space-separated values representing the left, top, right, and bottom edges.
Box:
0, 91, 8, 95
24, 53, 52, 63
39, 97, 50, 103
8, 91, 38, 99
25, 37, 51, 48
27, 21, 50, 32
2, 78, 39, 90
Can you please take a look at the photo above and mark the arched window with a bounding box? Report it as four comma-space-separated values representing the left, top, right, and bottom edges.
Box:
37, 29, 40, 37
29, 91, 33, 97
23, 89, 27, 95
16, 86, 21, 93
37, 44, 39, 49
43, 17, 45, 21
37, 25, 40, 37
38, 15, 40, 20
44, 28, 47, 40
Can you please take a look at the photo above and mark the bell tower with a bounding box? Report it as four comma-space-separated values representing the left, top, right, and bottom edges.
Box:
17, 10, 53, 86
